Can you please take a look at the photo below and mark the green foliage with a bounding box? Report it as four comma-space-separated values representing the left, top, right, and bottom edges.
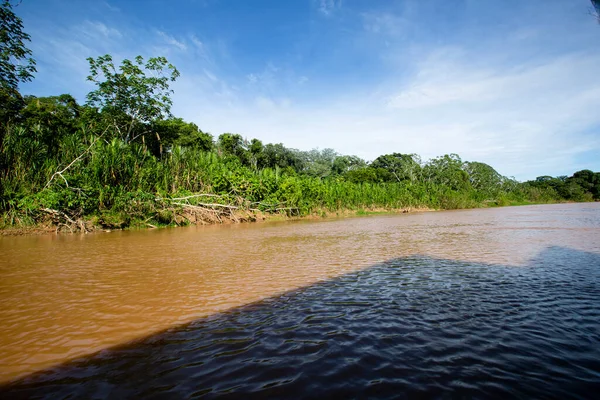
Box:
0, 0, 36, 142
86, 54, 180, 143
259, 143, 304, 171
423, 154, 470, 191
298, 148, 338, 178
462, 161, 504, 195
218, 133, 248, 162
371, 153, 421, 182
20, 94, 80, 154
0, 0, 36, 91
525, 170, 600, 201
0, 38, 596, 231
332, 155, 366, 176
151, 117, 213, 156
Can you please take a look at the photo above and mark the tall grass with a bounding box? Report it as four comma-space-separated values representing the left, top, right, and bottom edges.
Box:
0, 123, 566, 230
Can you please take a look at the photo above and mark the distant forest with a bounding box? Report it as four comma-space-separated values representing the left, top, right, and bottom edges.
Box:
1, 1, 598, 231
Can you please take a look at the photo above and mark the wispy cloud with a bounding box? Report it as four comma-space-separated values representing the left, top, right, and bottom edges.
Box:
156, 30, 187, 51
80, 20, 122, 39
102, 1, 120, 13
190, 34, 203, 49
173, 43, 600, 179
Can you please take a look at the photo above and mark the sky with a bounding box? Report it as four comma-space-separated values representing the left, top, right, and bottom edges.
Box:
15, 0, 600, 180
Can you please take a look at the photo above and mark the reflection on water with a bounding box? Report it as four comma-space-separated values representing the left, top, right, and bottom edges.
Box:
3, 248, 600, 398
1, 203, 599, 397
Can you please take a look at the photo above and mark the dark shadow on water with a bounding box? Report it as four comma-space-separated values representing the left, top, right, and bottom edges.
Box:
2, 246, 600, 399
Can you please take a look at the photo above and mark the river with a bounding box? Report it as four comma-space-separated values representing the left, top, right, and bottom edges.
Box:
1, 203, 599, 398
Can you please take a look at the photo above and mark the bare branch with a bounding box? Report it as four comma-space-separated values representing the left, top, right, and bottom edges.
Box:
44, 128, 107, 189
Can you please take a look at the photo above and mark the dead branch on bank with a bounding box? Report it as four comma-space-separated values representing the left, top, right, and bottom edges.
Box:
156, 193, 299, 224
40, 208, 89, 233
44, 128, 107, 190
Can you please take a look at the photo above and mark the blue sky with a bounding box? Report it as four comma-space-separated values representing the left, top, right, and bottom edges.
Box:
15, 0, 600, 180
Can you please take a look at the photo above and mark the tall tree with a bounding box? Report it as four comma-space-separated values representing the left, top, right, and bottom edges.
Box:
371, 153, 422, 182
462, 161, 504, 194
0, 0, 36, 90
0, 0, 36, 125
423, 154, 470, 191
86, 54, 180, 143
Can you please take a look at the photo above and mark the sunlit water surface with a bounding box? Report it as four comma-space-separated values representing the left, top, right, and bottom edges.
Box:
1, 203, 599, 398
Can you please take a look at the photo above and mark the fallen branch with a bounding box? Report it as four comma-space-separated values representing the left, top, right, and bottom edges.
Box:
162, 194, 225, 201
41, 208, 77, 225
44, 128, 107, 189
169, 201, 239, 210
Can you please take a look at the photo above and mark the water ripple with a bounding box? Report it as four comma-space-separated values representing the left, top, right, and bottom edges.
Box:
1, 246, 599, 398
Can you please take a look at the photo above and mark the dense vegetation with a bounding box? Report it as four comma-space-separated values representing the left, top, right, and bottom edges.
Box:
1, 1, 598, 232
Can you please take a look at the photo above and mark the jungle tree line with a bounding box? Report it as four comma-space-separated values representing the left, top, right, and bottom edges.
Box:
1, 0, 598, 230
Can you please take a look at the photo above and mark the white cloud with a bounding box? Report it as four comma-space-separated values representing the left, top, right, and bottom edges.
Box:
79, 20, 122, 39
103, 1, 120, 12
157, 30, 187, 51
172, 46, 600, 180
190, 35, 204, 49
20, 0, 600, 181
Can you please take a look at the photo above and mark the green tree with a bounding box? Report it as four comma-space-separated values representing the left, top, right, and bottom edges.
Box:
248, 138, 263, 170
462, 161, 504, 194
86, 54, 180, 143
423, 154, 470, 191
569, 169, 600, 199
218, 133, 249, 164
152, 117, 212, 156
344, 166, 379, 183
20, 94, 80, 155
1, 0, 36, 126
299, 148, 338, 178
260, 143, 304, 171
0, 0, 36, 90
332, 155, 366, 175
371, 153, 422, 183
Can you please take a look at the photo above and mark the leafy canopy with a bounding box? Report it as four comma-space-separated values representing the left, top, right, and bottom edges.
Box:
371, 153, 422, 182
86, 54, 180, 142
0, 0, 36, 90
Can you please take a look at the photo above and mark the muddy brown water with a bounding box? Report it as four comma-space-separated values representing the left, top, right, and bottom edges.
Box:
1, 203, 599, 397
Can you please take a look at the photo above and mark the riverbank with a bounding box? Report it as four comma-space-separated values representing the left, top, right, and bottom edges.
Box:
0, 197, 564, 236
0, 206, 435, 236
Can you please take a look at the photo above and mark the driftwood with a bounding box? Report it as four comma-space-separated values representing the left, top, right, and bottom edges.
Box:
41, 208, 89, 233
37, 192, 300, 233
157, 193, 299, 224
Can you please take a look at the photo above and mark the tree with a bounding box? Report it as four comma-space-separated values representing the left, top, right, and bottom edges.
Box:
20, 94, 80, 154
86, 54, 180, 143
248, 138, 263, 170
299, 148, 338, 178
0, 0, 36, 90
462, 161, 504, 194
371, 153, 422, 182
151, 117, 212, 156
332, 155, 366, 175
569, 169, 600, 199
259, 143, 304, 172
423, 154, 470, 191
1, 0, 36, 125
